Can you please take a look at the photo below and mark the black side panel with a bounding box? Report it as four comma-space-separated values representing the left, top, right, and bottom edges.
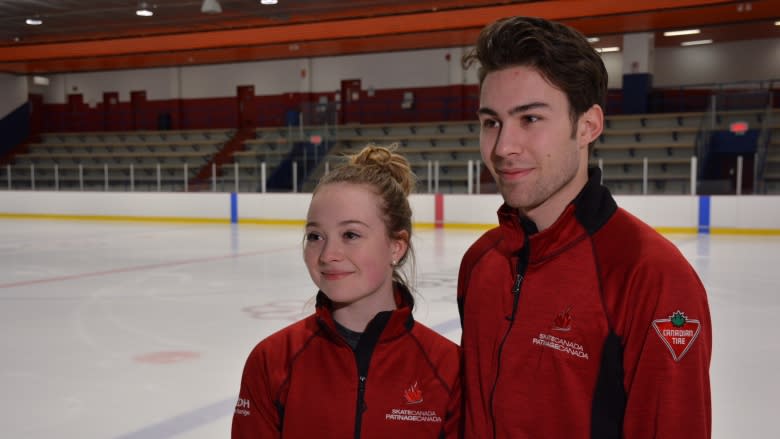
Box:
591, 331, 626, 439
274, 400, 285, 433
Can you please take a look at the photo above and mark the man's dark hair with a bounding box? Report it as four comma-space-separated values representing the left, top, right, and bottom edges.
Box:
463, 16, 608, 150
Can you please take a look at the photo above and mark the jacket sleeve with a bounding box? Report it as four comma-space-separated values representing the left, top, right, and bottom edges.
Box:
441, 358, 464, 439
231, 344, 282, 438
457, 228, 501, 331
620, 255, 712, 438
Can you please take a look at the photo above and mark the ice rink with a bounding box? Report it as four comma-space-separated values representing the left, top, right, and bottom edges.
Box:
1, 219, 778, 438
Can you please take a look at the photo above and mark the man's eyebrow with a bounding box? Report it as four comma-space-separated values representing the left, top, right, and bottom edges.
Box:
508, 102, 549, 115
477, 107, 498, 117
477, 102, 550, 117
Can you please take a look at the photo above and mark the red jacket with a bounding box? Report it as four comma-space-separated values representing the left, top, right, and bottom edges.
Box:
232, 286, 462, 438
458, 169, 711, 438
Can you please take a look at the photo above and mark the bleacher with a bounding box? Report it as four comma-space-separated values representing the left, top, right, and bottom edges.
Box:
5, 129, 234, 191
3, 109, 778, 195
217, 127, 297, 192
326, 121, 481, 193
591, 111, 702, 194
303, 113, 702, 194
759, 121, 780, 193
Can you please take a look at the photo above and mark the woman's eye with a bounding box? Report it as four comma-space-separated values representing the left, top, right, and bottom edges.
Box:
305, 232, 321, 241
344, 231, 360, 240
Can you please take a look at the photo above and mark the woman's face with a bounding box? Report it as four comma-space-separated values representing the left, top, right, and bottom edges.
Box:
304, 182, 406, 310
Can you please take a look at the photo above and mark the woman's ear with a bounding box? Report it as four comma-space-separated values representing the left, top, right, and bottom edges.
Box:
392, 230, 409, 263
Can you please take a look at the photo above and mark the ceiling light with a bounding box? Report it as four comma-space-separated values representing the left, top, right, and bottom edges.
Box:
201, 0, 222, 14
775, 21, 780, 26
664, 29, 700, 37
136, 2, 153, 16
681, 39, 713, 47
25, 18, 42, 25
587, 37, 600, 43
595, 47, 620, 53
33, 76, 50, 86
260, 0, 278, 4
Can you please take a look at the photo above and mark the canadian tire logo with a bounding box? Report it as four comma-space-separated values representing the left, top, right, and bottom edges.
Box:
652, 310, 701, 362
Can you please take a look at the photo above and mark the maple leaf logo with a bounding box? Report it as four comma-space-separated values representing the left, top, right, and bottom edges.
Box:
670, 310, 687, 327
403, 381, 423, 404
552, 306, 572, 331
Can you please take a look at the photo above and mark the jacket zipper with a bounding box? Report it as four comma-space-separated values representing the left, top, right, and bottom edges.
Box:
489, 233, 530, 439
354, 374, 367, 439
351, 311, 391, 439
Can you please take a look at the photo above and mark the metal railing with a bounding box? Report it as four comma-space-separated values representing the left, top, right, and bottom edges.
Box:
754, 90, 776, 193
8, 155, 770, 195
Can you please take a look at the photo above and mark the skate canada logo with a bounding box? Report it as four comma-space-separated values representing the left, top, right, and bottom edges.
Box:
533, 307, 588, 359
385, 408, 442, 424
552, 306, 573, 332
533, 332, 589, 359
652, 310, 701, 362
385, 381, 442, 424
403, 381, 423, 404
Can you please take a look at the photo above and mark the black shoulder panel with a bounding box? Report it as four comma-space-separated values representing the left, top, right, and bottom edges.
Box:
574, 167, 618, 235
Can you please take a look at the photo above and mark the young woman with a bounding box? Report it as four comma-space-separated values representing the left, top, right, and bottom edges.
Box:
232, 145, 461, 438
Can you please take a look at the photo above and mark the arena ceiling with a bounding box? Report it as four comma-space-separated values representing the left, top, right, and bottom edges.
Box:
0, 0, 778, 74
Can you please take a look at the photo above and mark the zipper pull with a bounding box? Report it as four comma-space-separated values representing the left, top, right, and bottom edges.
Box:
511, 272, 523, 295
506, 272, 524, 321
358, 376, 367, 412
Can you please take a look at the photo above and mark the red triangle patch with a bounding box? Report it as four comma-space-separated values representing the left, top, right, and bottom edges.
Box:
651, 310, 701, 362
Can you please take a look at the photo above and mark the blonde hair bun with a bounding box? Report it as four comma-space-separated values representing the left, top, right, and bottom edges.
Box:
349, 144, 415, 196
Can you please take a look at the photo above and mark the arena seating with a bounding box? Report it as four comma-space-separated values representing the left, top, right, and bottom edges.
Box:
3, 110, 777, 195
760, 122, 780, 193
6, 129, 233, 191
217, 127, 296, 192
305, 113, 703, 194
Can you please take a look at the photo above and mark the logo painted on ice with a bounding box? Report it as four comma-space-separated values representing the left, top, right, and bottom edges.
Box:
404, 381, 423, 405
652, 310, 701, 362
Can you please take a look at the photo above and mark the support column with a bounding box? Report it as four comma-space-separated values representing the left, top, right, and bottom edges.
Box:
621, 32, 654, 114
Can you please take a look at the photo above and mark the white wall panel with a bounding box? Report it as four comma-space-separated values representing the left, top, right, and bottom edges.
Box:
312, 48, 453, 92
0, 73, 28, 117
1, 192, 779, 232
653, 38, 780, 87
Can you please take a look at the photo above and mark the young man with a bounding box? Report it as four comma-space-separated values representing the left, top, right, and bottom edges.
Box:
457, 16, 711, 438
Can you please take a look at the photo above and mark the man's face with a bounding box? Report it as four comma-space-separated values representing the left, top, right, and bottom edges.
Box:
478, 65, 597, 221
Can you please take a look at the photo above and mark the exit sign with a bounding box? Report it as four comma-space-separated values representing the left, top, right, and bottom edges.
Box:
729, 121, 749, 135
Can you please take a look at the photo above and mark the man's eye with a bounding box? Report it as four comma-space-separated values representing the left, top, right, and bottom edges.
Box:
524, 115, 540, 123
481, 119, 500, 128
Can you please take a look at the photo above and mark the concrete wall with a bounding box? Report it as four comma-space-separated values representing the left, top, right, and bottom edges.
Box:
1, 38, 774, 105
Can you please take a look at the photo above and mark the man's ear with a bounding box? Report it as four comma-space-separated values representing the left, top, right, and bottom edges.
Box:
578, 104, 604, 148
